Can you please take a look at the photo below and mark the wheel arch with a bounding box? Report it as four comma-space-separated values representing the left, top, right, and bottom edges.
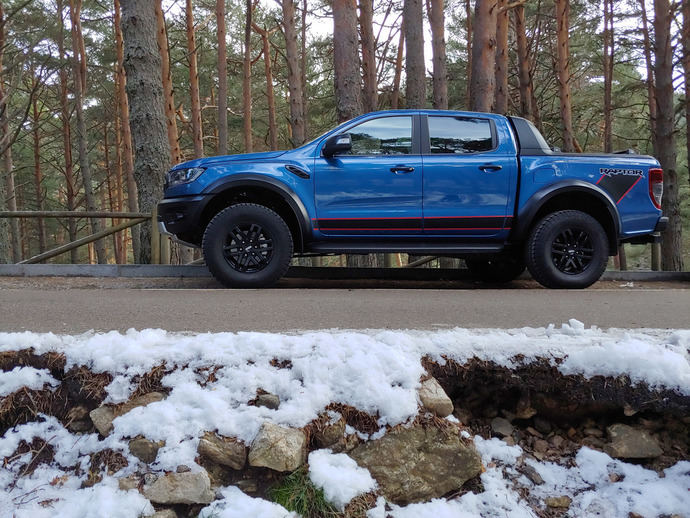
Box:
512, 181, 621, 255
200, 176, 311, 252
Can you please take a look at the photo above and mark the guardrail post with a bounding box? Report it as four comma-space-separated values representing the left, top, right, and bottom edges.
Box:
651, 243, 661, 271
151, 207, 161, 265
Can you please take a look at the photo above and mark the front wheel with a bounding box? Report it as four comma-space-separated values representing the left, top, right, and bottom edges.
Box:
202, 203, 293, 288
525, 210, 609, 289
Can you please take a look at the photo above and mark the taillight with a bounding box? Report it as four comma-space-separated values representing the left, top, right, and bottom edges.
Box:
648, 168, 663, 209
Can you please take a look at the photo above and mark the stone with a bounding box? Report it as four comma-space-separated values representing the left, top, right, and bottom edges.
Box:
129, 436, 165, 464
515, 397, 537, 419
89, 406, 116, 436
151, 511, 178, 518
533, 418, 552, 435
236, 479, 258, 493
198, 432, 247, 470
348, 425, 482, 505
521, 464, 544, 485
314, 417, 346, 448
418, 377, 454, 417
118, 475, 140, 491
491, 417, 514, 438
143, 470, 214, 505
604, 424, 663, 459
584, 427, 604, 438
248, 422, 306, 472
176, 465, 191, 473
545, 496, 572, 509
534, 439, 549, 454
526, 426, 543, 438
89, 392, 166, 437
68, 420, 92, 433
256, 393, 281, 410
550, 435, 565, 449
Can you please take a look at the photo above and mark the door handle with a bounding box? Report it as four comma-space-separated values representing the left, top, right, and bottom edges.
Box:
479, 164, 502, 172
390, 166, 415, 174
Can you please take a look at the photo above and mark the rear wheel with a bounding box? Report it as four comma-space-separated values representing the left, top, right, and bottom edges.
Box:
465, 254, 526, 283
202, 203, 293, 288
526, 210, 609, 289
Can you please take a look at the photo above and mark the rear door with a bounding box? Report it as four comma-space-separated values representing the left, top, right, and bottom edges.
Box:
313, 114, 423, 235
421, 114, 518, 238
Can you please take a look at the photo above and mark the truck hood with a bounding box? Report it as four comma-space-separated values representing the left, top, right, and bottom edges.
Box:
173, 151, 288, 169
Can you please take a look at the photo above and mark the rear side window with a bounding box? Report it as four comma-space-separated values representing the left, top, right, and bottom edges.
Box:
428, 116, 493, 154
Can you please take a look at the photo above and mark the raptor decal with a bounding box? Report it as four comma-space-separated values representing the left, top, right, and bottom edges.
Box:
596, 168, 644, 204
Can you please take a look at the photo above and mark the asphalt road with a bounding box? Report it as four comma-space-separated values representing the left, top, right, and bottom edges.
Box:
0, 279, 688, 333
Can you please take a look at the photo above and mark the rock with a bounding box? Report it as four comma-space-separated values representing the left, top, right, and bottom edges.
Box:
418, 378, 454, 417
533, 418, 551, 435
515, 397, 537, 419
198, 432, 247, 470
521, 464, 544, 485
236, 479, 258, 493
545, 496, 571, 509
129, 437, 165, 464
550, 435, 565, 449
534, 439, 549, 454
623, 404, 638, 417
68, 405, 89, 421
584, 427, 604, 438
526, 426, 543, 438
604, 424, 663, 459
348, 425, 482, 505
176, 465, 191, 473
90, 392, 166, 437
89, 406, 116, 436
503, 436, 516, 447
248, 422, 306, 472
491, 417, 514, 438
118, 475, 140, 491
68, 420, 92, 433
143, 470, 214, 505
256, 393, 281, 410
151, 511, 178, 518
314, 417, 346, 448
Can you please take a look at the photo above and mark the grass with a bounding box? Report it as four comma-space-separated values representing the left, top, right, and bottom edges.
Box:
268, 467, 339, 518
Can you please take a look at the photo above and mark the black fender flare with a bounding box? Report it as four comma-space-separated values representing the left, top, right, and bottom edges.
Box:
202, 174, 312, 246
512, 180, 621, 248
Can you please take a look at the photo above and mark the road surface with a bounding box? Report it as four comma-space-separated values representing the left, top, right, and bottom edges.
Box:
0, 277, 687, 332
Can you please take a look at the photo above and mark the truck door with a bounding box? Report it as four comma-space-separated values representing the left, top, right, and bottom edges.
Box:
314, 114, 423, 236
421, 114, 518, 239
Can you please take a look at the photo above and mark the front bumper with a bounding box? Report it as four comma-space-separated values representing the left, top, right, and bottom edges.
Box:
157, 195, 209, 247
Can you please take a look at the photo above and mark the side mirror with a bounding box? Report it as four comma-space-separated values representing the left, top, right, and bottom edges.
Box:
322, 133, 352, 158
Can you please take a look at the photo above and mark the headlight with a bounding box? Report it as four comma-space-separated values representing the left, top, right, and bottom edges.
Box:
166, 167, 206, 188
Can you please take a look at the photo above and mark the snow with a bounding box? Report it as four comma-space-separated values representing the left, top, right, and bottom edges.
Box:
0, 367, 59, 396
1, 321, 689, 518
308, 449, 377, 510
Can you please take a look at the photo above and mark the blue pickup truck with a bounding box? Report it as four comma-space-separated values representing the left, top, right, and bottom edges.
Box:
158, 110, 666, 289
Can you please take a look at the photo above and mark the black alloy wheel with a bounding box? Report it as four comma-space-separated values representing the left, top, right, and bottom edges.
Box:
526, 210, 609, 289
202, 203, 293, 288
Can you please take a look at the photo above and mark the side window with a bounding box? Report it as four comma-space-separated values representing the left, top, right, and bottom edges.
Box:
343, 116, 413, 155
428, 116, 493, 154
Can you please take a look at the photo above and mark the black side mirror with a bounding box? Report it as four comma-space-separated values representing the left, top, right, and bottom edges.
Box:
322, 133, 352, 158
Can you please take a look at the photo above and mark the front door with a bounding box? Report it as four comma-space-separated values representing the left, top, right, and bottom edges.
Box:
314, 114, 423, 236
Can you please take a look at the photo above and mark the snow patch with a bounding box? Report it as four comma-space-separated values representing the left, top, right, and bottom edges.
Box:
0, 367, 59, 397
308, 449, 377, 510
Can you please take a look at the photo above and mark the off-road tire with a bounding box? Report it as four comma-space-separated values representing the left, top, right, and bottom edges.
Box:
465, 254, 526, 283
202, 203, 293, 288
526, 210, 609, 289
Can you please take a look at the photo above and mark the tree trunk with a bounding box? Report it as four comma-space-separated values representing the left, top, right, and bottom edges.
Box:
70, 0, 107, 264
470, 0, 497, 112
333, 0, 362, 122
465, 0, 473, 108
404, 0, 426, 108
494, 0, 508, 114
639, 0, 657, 154
281, 0, 306, 146
254, 24, 279, 150
428, 0, 448, 110
554, 0, 576, 152
391, 24, 404, 109
682, 0, 690, 186
359, 0, 378, 112
115, 0, 140, 262
155, 0, 182, 164
58, 0, 79, 262
216, 0, 228, 155
31, 77, 46, 254
113, 95, 127, 264
121, 0, 171, 264
514, 4, 534, 121
301, 0, 309, 138
603, 0, 613, 153
243, 0, 253, 153
653, 0, 682, 271
186, 0, 203, 158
